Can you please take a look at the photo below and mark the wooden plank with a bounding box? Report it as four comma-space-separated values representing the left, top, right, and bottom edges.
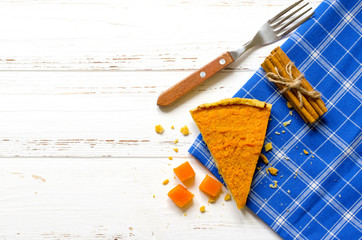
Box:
0, 0, 321, 71
0, 71, 255, 157
0, 157, 280, 239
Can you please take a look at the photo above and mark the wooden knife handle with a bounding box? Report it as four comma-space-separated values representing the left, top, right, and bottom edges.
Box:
157, 51, 234, 106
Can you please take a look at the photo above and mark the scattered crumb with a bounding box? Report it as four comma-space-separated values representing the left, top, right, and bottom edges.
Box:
280, 175, 283, 178
289, 111, 293, 116
171, 126, 174, 129
286, 209, 289, 212
174, 139, 179, 144
34, 192, 38, 195
312, 155, 315, 158
168, 157, 173, 160
153, 195, 155, 198
287, 190, 290, 194
265, 142, 273, 152
269, 181, 278, 189
275, 131, 280, 135
200, 206, 206, 213
296, 146, 299, 149
163, 179, 169, 185
339, 194, 341, 198
184, 213, 187, 216
287, 102, 293, 109
282, 130, 285, 133
180, 125, 189, 136
294, 176, 296, 179
224, 193, 231, 201
208, 197, 216, 203
284, 156, 290, 160
268, 167, 279, 176
173, 148, 179, 153
257, 167, 261, 170
283, 120, 291, 127
266, 169, 269, 175
155, 125, 164, 134
260, 153, 269, 165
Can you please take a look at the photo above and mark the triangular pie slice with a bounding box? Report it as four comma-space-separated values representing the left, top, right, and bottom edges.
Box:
190, 98, 272, 209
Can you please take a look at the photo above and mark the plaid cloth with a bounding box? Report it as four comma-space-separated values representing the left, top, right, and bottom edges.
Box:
189, 0, 362, 239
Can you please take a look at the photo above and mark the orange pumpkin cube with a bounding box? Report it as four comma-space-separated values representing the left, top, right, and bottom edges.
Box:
168, 184, 194, 207
173, 161, 195, 182
199, 175, 223, 197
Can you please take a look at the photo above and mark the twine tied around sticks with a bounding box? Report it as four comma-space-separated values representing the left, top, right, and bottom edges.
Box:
266, 62, 321, 108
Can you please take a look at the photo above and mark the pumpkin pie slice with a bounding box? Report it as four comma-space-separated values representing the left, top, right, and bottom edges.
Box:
190, 98, 272, 209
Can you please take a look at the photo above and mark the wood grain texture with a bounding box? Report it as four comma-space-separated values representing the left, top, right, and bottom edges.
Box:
0, 0, 322, 238
157, 52, 234, 106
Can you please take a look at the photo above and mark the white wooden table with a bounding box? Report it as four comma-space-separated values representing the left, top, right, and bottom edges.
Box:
0, 0, 322, 239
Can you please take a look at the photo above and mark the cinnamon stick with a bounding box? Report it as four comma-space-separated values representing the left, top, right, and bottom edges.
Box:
273, 47, 327, 115
268, 54, 319, 120
261, 59, 315, 123
271, 49, 324, 116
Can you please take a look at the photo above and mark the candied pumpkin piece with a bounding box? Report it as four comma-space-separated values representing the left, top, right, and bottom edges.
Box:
168, 184, 194, 207
199, 175, 222, 197
173, 161, 195, 182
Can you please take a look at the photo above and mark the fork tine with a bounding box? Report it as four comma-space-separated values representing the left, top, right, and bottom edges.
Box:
278, 11, 315, 37
275, 7, 313, 33
271, 2, 309, 27
269, 0, 304, 23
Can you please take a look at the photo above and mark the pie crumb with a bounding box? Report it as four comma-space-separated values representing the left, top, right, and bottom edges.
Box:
163, 179, 169, 185
173, 148, 179, 153
283, 120, 291, 127
303, 149, 309, 155
171, 126, 175, 129
180, 125, 190, 136
282, 130, 286, 133
200, 206, 206, 213
224, 193, 231, 201
287, 102, 293, 109
208, 197, 216, 203
287, 190, 290, 194
265, 143, 273, 152
269, 181, 278, 189
174, 139, 179, 144
275, 131, 280, 135
168, 157, 173, 160
260, 153, 269, 165
289, 111, 293, 116
155, 125, 164, 134
268, 167, 279, 176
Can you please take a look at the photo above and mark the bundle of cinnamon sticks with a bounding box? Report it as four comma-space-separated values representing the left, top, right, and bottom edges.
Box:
261, 47, 327, 123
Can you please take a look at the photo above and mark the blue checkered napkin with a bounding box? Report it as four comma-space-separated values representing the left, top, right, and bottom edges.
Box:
189, 0, 362, 239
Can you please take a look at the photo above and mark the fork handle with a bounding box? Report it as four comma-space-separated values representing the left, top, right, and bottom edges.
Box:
157, 51, 234, 106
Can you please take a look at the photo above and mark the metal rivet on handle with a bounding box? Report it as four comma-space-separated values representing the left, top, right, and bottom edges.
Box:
200, 71, 206, 78
219, 58, 226, 65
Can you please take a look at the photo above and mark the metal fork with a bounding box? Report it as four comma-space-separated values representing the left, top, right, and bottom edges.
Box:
157, 0, 314, 106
